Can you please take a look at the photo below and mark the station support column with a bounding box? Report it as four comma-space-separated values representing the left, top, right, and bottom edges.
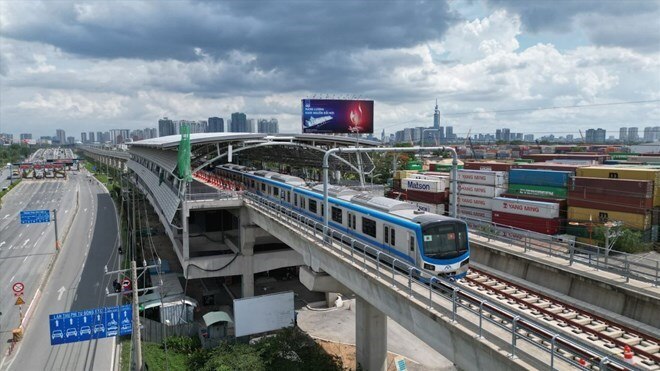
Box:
356, 296, 387, 371
240, 207, 255, 297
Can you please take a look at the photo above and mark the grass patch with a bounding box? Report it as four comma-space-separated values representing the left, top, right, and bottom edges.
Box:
143, 342, 189, 371
120, 339, 131, 371
0, 179, 21, 202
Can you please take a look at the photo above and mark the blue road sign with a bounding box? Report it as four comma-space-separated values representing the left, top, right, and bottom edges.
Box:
49, 305, 132, 346
20, 209, 51, 224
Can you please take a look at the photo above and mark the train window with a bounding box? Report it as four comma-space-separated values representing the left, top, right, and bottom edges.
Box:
391, 228, 396, 245
331, 207, 342, 223
251, 180, 255, 188
301, 197, 306, 209
294, 194, 298, 207
261, 183, 266, 191
409, 235, 415, 251
352, 214, 356, 229
309, 199, 317, 214
287, 191, 291, 203
384, 226, 389, 244
273, 187, 279, 196
362, 217, 376, 238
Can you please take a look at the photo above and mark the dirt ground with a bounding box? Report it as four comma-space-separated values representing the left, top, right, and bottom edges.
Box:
316, 339, 423, 371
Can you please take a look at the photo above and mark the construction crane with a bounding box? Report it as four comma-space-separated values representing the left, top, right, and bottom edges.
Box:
579, 129, 585, 143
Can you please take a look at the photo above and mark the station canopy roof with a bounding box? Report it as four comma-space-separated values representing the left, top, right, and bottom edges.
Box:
129, 132, 381, 172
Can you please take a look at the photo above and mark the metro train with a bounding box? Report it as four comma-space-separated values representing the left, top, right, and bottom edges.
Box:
217, 164, 470, 279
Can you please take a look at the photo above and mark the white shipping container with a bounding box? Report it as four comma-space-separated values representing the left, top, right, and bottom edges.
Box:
407, 201, 445, 215
456, 183, 507, 198
457, 206, 492, 221
492, 197, 559, 219
450, 194, 493, 210
409, 173, 450, 181
457, 170, 508, 187
402, 178, 447, 193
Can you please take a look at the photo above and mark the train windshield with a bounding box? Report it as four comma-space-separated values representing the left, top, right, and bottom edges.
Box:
422, 222, 468, 259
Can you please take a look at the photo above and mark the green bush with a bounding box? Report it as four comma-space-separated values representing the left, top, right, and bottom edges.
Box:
162, 335, 201, 354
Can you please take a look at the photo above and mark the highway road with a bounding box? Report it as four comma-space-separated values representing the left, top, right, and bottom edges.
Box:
0, 170, 121, 370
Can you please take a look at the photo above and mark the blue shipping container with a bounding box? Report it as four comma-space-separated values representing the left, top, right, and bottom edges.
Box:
508, 169, 571, 188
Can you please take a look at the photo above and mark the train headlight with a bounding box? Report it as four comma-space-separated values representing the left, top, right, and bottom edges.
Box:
423, 263, 435, 271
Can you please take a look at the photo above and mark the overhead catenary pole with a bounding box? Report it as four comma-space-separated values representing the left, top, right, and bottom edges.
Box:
323, 146, 459, 229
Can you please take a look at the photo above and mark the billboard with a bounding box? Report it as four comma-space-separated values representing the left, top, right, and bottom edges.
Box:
302, 99, 374, 134
233, 291, 294, 337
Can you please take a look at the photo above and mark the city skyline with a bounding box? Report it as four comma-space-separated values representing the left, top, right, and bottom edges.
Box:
0, 1, 658, 137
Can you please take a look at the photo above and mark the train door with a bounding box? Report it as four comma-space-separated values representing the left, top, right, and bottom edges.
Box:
383, 224, 396, 251
408, 232, 417, 265
347, 212, 357, 232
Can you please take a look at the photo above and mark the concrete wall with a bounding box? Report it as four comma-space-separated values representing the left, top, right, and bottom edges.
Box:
470, 242, 660, 329
246, 206, 534, 371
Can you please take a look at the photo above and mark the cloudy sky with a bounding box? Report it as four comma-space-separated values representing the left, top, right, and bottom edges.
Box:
1, 0, 659, 139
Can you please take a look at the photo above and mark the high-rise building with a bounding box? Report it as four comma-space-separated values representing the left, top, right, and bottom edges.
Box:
446, 126, 454, 141
495, 129, 502, 141
595, 128, 606, 143
19, 133, 32, 141
247, 119, 257, 133
103, 131, 111, 144
619, 127, 627, 141
643, 127, 654, 142
230, 112, 248, 132
628, 127, 639, 142
96, 131, 103, 143
81, 132, 87, 143
0, 133, 13, 144
56, 129, 66, 144
257, 118, 279, 133
523, 134, 534, 142
67, 136, 75, 145
208, 117, 224, 133
501, 128, 510, 142
89, 132, 95, 143
158, 117, 176, 137
433, 99, 440, 129
586, 128, 606, 143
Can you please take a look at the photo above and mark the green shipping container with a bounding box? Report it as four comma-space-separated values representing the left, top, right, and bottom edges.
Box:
405, 161, 423, 170
431, 164, 463, 172
507, 183, 567, 198
514, 158, 534, 163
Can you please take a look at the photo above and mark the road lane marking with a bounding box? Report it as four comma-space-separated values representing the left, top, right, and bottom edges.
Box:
10, 275, 15, 282
8, 245, 13, 250
23, 256, 28, 262
41, 231, 45, 236
57, 286, 66, 301
18, 232, 23, 238
0, 241, 5, 247
22, 238, 30, 247
2, 214, 8, 219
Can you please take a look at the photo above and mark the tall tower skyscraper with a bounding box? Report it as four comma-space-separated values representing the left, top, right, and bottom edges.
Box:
208, 117, 224, 132
230, 112, 248, 132
433, 99, 440, 129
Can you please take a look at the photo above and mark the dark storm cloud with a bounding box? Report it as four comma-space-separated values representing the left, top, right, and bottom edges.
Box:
4, 1, 457, 63
487, 0, 660, 51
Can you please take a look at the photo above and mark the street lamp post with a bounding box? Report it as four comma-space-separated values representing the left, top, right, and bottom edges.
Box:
323, 146, 459, 230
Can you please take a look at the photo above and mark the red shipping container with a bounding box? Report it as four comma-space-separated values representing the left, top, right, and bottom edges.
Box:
493, 211, 562, 235
567, 198, 651, 215
568, 177, 653, 198
406, 189, 448, 204
463, 162, 516, 172
520, 154, 608, 163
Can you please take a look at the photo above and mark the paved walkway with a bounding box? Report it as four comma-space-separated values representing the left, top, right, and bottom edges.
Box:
298, 298, 456, 371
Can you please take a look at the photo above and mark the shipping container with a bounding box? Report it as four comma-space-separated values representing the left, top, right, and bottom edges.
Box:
492, 197, 560, 219
457, 206, 492, 221
391, 179, 402, 191
406, 189, 448, 204
457, 169, 508, 187
456, 183, 507, 198
576, 166, 660, 206
508, 183, 567, 198
513, 162, 582, 173
393, 170, 418, 180
509, 169, 572, 188
500, 193, 567, 215
430, 163, 464, 172
402, 178, 447, 193
567, 198, 651, 215
569, 177, 653, 197
521, 154, 608, 163
492, 211, 561, 235
463, 161, 516, 172
627, 156, 660, 163
409, 173, 450, 181
450, 194, 493, 210
514, 158, 534, 163
567, 206, 652, 231
405, 161, 423, 171
406, 201, 445, 215
565, 222, 591, 238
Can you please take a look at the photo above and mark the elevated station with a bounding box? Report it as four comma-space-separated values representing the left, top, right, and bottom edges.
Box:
78, 135, 660, 371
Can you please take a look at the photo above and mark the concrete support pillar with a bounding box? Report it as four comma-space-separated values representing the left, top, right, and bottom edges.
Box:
325, 292, 339, 307
240, 207, 255, 297
356, 296, 387, 371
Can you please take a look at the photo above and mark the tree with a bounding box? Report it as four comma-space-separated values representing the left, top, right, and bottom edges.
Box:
255, 327, 343, 371
591, 226, 652, 253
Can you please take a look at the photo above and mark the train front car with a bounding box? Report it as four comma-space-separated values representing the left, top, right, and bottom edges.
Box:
416, 214, 470, 279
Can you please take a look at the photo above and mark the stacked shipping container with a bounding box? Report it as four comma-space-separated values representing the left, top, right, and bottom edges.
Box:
453, 169, 508, 222
491, 197, 562, 235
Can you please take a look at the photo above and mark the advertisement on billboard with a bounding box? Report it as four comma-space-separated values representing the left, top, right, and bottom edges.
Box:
302, 99, 374, 134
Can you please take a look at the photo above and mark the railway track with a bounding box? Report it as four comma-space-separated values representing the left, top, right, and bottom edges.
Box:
459, 267, 660, 370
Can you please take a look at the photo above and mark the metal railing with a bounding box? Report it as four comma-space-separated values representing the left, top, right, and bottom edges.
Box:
243, 192, 642, 371
462, 216, 660, 286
